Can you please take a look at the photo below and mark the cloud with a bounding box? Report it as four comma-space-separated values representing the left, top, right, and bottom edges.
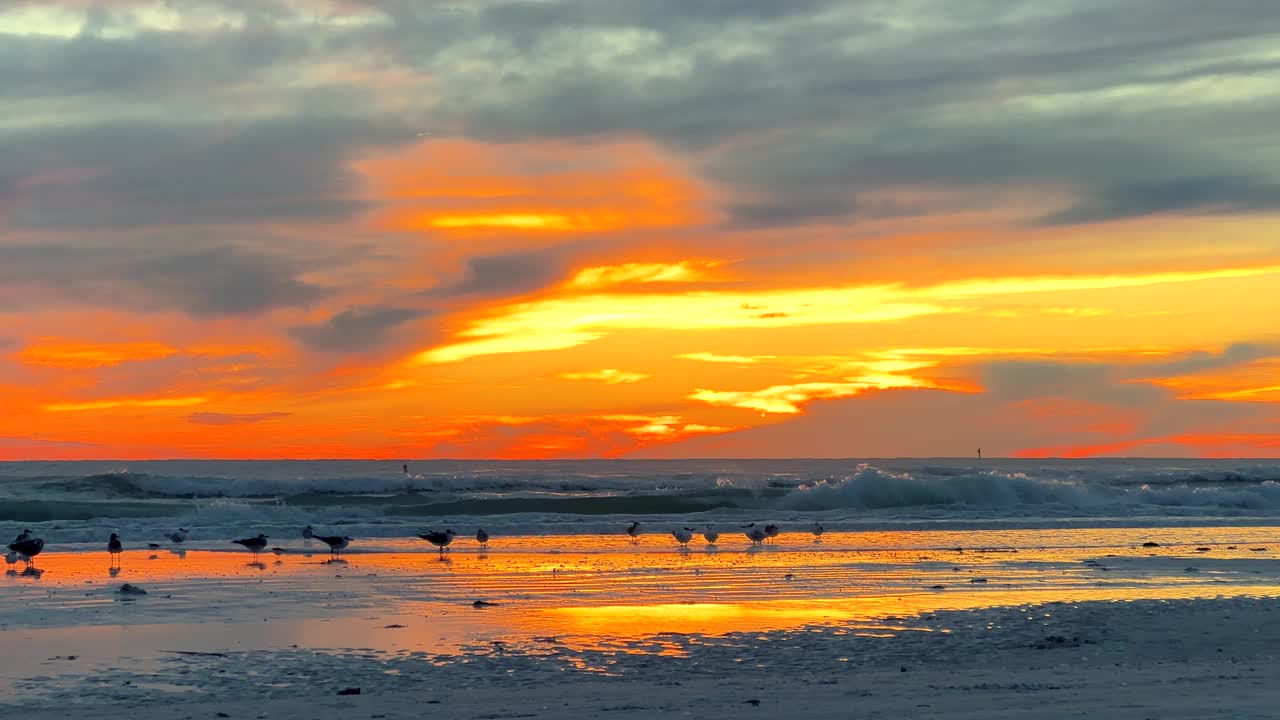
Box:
290, 306, 425, 353
1138, 342, 1279, 377
16, 340, 179, 368
0, 436, 97, 448
560, 368, 648, 384
187, 412, 291, 426
0, 244, 325, 316
433, 250, 568, 298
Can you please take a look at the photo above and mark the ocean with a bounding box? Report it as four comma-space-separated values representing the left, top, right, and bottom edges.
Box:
4, 458, 1279, 544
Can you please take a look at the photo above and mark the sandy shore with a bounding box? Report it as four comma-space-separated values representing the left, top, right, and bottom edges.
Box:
4, 529, 1278, 718
9, 597, 1280, 719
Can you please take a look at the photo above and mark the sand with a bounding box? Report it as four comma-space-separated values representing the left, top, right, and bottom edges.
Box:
4, 530, 1279, 718
7, 597, 1279, 719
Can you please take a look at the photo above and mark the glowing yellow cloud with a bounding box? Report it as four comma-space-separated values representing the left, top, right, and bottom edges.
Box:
18, 340, 178, 368
920, 264, 1280, 299
599, 414, 736, 437
569, 261, 722, 288
677, 352, 768, 364
44, 396, 208, 412
429, 213, 587, 230
414, 288, 945, 364
689, 382, 871, 414
560, 369, 649, 384
413, 261, 1280, 366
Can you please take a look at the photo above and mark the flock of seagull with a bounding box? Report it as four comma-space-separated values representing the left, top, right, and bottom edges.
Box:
6, 521, 824, 572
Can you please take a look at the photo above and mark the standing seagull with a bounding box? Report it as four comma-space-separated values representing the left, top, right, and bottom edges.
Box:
626, 521, 642, 543
703, 528, 720, 545
168, 528, 189, 544
108, 532, 123, 568
419, 529, 456, 554
231, 534, 269, 561
14, 528, 33, 543
764, 524, 780, 543
5, 549, 18, 572
476, 528, 490, 550
314, 534, 351, 560
8, 536, 44, 570
811, 522, 825, 541
742, 523, 766, 547
302, 525, 315, 540
672, 527, 694, 548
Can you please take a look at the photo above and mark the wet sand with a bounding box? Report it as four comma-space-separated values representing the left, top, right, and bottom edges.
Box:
3, 528, 1279, 717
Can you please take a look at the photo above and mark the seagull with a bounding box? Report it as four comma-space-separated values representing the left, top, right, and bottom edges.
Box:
476, 528, 489, 549
231, 534, 269, 561
4, 550, 17, 572
626, 521, 642, 542
108, 533, 123, 566
302, 525, 315, 540
168, 528, 189, 544
672, 528, 694, 548
315, 535, 352, 559
811, 522, 825, 540
703, 528, 720, 544
8, 537, 44, 569
14, 528, 33, 543
418, 529, 456, 554
742, 523, 766, 546
764, 524, 780, 543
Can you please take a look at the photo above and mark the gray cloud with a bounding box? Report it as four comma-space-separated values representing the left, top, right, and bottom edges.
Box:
1138, 343, 1279, 377
431, 250, 569, 298
0, 243, 325, 316
3, 0, 1279, 262
187, 412, 292, 426
290, 306, 425, 352
981, 360, 1166, 407
0, 117, 408, 230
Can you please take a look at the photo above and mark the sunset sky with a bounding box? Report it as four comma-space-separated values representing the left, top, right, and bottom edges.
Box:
2, 0, 1278, 460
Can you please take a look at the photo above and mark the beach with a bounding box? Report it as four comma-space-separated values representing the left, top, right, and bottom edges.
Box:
4, 524, 1279, 718
4, 459, 1280, 717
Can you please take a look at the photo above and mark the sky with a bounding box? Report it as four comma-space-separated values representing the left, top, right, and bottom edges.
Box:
1, 0, 1279, 460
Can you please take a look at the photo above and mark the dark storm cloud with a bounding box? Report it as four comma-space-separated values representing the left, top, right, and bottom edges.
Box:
289, 306, 425, 352
0, 244, 324, 316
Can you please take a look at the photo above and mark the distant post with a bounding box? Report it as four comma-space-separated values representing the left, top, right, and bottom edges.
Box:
977, 448, 982, 460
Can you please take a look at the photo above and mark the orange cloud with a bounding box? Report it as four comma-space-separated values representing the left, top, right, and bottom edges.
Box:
17, 340, 178, 368
356, 138, 707, 236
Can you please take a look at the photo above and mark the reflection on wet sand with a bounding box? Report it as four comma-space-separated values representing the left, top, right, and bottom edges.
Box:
1, 527, 1277, 664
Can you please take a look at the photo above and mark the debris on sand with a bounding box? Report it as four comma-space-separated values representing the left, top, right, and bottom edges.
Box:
118, 584, 147, 595
337, 687, 361, 696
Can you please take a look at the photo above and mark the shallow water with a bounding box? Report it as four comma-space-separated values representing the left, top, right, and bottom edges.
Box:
3, 525, 1278, 700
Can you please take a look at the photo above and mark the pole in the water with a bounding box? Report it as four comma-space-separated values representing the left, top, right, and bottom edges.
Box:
403, 463, 409, 475
977, 448, 982, 459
